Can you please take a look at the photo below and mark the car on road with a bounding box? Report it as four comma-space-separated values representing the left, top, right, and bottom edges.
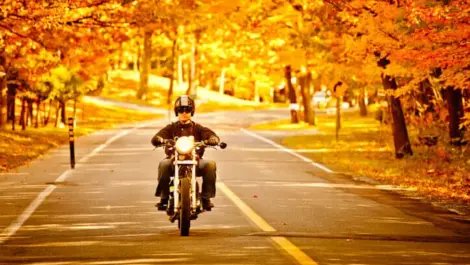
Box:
312, 91, 329, 108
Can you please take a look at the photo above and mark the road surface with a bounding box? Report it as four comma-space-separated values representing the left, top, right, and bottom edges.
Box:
1, 109, 469, 265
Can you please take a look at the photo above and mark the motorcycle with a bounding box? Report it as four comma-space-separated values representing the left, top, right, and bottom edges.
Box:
157, 136, 227, 236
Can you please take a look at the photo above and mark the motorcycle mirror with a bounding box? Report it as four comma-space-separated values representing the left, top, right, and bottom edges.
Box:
219, 142, 227, 149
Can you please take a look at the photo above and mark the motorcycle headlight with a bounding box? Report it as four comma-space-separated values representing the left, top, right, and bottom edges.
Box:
175, 136, 194, 154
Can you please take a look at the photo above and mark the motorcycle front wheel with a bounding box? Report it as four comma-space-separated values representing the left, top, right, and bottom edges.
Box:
179, 177, 191, 236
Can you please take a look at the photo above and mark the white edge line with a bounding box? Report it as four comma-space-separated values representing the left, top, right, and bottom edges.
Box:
240, 128, 334, 173
241, 128, 430, 199
0, 121, 157, 244
0, 185, 56, 244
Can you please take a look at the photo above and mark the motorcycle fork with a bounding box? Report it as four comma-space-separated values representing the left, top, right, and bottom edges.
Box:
191, 150, 197, 210
174, 162, 180, 213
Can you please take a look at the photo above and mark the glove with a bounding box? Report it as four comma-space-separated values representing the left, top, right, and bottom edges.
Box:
207, 136, 219, 146
153, 136, 164, 146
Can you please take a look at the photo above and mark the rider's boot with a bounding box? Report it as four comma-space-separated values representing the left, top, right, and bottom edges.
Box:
202, 198, 214, 211
155, 198, 168, 211
166, 197, 175, 216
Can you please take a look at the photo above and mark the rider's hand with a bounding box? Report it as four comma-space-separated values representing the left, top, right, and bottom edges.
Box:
207, 136, 219, 146
154, 136, 164, 145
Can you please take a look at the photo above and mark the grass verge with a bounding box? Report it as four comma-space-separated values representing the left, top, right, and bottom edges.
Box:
0, 101, 160, 172
250, 110, 470, 209
102, 70, 287, 113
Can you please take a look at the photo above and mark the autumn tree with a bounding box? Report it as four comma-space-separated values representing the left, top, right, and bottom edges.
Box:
0, 0, 123, 127
393, 0, 470, 145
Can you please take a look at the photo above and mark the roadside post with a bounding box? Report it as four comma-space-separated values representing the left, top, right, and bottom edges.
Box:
68, 117, 75, 169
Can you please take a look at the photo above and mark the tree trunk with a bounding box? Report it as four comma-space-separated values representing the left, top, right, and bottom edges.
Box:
285, 65, 299, 124
253, 80, 260, 103
117, 42, 124, 70
26, 98, 33, 127
186, 34, 199, 98
60, 101, 66, 125
219, 68, 225, 95
178, 55, 184, 90
299, 72, 315, 125
359, 87, 368, 116
0, 76, 5, 127
0, 58, 6, 127
135, 41, 141, 71
168, 38, 177, 120
45, 100, 52, 126
20, 97, 26, 130
43, 102, 48, 126
418, 79, 433, 105
382, 74, 413, 158
55, 102, 60, 127
194, 32, 200, 96
137, 30, 152, 100
35, 98, 40, 128
336, 96, 341, 141
186, 42, 194, 96
25, 98, 29, 126
445, 86, 465, 145
7, 95, 13, 122
7, 83, 17, 122
11, 95, 15, 131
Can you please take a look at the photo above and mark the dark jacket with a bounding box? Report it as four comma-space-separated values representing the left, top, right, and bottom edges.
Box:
151, 120, 219, 158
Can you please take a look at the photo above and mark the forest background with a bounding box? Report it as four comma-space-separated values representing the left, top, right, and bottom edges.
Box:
0, 0, 469, 212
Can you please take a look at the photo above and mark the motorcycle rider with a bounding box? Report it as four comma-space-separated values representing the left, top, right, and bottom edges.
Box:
151, 95, 220, 211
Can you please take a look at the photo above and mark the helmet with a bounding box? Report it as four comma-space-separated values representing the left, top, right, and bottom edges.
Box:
174, 95, 195, 117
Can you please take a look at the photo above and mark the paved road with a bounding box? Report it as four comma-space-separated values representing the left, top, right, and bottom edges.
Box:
1, 109, 469, 265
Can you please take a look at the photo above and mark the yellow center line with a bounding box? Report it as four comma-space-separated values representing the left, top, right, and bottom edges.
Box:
218, 182, 319, 265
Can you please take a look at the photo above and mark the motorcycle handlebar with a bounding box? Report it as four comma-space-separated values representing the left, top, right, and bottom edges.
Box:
158, 139, 227, 149
200, 141, 228, 149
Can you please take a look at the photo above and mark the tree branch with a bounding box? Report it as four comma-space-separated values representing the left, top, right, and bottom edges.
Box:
0, 24, 46, 48
322, 0, 345, 11
363, 6, 378, 17
68, 0, 112, 9
378, 27, 400, 42
65, 15, 94, 25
